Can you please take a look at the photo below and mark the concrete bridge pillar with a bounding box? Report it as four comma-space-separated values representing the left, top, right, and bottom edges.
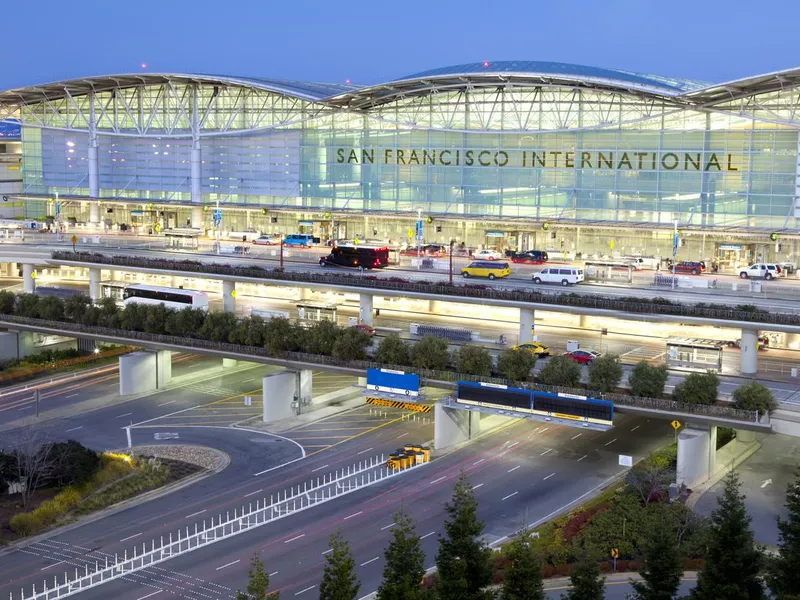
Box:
262, 369, 312, 423
359, 293, 374, 326
119, 350, 171, 395
22, 264, 35, 294
434, 403, 480, 450
223, 280, 236, 314
740, 328, 759, 375
191, 206, 203, 229
89, 267, 101, 301
519, 307, 535, 344
223, 358, 238, 368
676, 424, 717, 489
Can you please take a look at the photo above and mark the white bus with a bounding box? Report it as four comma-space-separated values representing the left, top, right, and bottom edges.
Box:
250, 308, 291, 320
122, 284, 209, 311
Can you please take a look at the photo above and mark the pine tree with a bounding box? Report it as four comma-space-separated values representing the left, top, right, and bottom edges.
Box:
435, 470, 492, 600
376, 506, 426, 600
690, 470, 765, 600
768, 470, 800, 598
235, 552, 279, 599
502, 536, 544, 600
628, 512, 682, 600
320, 529, 360, 600
561, 551, 604, 600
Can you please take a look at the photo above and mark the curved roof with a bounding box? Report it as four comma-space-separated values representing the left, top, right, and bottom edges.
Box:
0, 73, 358, 105
401, 61, 708, 94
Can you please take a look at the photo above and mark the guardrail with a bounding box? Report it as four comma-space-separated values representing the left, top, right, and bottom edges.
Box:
18, 454, 422, 600
0, 314, 764, 425
49, 251, 800, 327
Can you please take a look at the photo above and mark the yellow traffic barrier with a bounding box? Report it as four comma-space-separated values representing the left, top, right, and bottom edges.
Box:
365, 397, 432, 413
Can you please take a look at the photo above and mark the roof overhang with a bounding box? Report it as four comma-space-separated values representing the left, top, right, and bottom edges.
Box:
683, 66, 800, 105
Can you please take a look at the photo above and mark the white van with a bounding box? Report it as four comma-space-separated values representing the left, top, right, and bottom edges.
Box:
532, 266, 585, 286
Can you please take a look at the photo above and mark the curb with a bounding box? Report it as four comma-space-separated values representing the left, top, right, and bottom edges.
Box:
686, 440, 762, 510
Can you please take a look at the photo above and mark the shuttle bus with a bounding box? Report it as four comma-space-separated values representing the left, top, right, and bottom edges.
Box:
122, 284, 209, 311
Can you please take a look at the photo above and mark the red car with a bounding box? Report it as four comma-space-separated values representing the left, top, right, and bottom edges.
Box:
563, 350, 601, 365
352, 323, 376, 337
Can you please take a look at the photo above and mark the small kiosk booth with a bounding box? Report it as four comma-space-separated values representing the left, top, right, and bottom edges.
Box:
665, 338, 724, 372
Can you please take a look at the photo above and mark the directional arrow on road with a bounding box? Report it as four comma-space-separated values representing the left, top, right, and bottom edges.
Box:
761, 479, 773, 489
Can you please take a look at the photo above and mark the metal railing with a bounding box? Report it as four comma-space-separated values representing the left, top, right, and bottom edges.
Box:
17, 454, 423, 600
49, 251, 800, 327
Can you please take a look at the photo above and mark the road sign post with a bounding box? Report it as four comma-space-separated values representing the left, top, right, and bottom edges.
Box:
33, 388, 40, 417
671, 419, 681, 443
244, 396, 252, 407
611, 547, 619, 572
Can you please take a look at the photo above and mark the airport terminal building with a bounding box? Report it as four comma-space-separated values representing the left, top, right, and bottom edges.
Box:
1, 61, 799, 264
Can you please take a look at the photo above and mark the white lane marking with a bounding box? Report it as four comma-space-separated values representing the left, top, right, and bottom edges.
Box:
508, 465, 521, 473
631, 425, 641, 432
540, 449, 553, 456
185, 509, 206, 519
604, 438, 618, 446
157, 400, 175, 407
40, 560, 65, 570
136, 591, 163, 600
502, 491, 519, 501
284, 534, 306, 543
507, 441, 519, 449
357, 447, 374, 455
430, 476, 446, 485
215, 559, 240, 571
396, 432, 409, 439
543, 473, 556, 480
420, 531, 436, 540
577, 455, 587, 462
381, 522, 396, 530
322, 548, 333, 555
472, 483, 484, 490
244, 488, 263, 498
64, 426, 83, 433
18, 406, 32, 411
311, 464, 329, 473
344, 511, 363, 520
295, 586, 316, 596
65, 393, 79, 399
541, 427, 550, 432
120, 532, 142, 542
472, 458, 485, 466
242, 378, 255, 383
571, 433, 583, 440
269, 571, 279, 577
116, 412, 133, 418
360, 556, 380, 567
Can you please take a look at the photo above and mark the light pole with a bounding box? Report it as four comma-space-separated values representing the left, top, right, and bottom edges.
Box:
671, 219, 678, 290
449, 239, 455, 285
416, 207, 422, 271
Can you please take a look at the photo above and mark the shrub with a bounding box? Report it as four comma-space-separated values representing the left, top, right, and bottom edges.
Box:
412, 335, 450, 370
587, 355, 623, 393
672, 371, 719, 405
331, 328, 370, 361
0, 290, 16, 314
629, 362, 669, 398
373, 334, 411, 366
537, 355, 581, 387
9, 512, 41, 535
456, 344, 493, 376
496, 348, 536, 381
732, 381, 777, 414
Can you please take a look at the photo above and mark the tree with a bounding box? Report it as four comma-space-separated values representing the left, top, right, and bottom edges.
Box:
457, 344, 493, 376
263, 317, 300, 356
37, 296, 65, 321
47, 440, 99, 487
628, 514, 683, 600
561, 551, 604, 600
587, 355, 622, 393
672, 372, 719, 405
236, 552, 279, 599
768, 470, 800, 598
732, 382, 777, 415
377, 506, 426, 600
690, 471, 765, 600
435, 470, 492, 600
332, 328, 370, 361
412, 335, 450, 371
496, 348, 536, 381
374, 334, 411, 366
628, 362, 669, 398
15, 294, 40, 319
537, 355, 581, 388
502, 536, 544, 600
624, 455, 673, 507
13, 429, 56, 509
320, 529, 360, 600
303, 320, 342, 356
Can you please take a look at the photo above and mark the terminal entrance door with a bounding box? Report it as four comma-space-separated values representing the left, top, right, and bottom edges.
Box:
717, 243, 754, 273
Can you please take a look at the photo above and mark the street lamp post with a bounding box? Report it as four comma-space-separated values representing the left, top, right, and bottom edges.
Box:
671, 219, 678, 290
416, 207, 422, 271
449, 239, 455, 285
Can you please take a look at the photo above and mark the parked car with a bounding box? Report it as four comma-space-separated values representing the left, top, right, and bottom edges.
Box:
532, 266, 585, 286
472, 249, 503, 261
725, 336, 769, 350
564, 349, 601, 365
252, 234, 280, 245
461, 261, 511, 279
400, 244, 447, 257
671, 261, 705, 275
513, 342, 550, 357
510, 250, 549, 264
738, 263, 780, 280
352, 323, 376, 337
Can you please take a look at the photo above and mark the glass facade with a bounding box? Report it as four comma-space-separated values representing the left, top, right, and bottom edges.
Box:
9, 72, 800, 232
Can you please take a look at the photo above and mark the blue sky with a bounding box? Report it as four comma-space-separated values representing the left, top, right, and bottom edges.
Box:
3, 0, 798, 90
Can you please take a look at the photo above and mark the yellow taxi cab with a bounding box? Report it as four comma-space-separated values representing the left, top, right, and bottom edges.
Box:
512, 341, 551, 357
461, 260, 511, 280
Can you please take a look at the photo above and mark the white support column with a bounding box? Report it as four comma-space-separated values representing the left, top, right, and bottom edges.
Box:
222, 358, 238, 369
434, 404, 480, 450
89, 267, 101, 301
155, 350, 172, 387
359, 293, 374, 326
88, 91, 100, 224
262, 371, 297, 423
191, 206, 203, 229
222, 280, 236, 313
191, 85, 203, 213
519, 307, 535, 344
740, 328, 759, 375
22, 264, 35, 293
676, 425, 717, 489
